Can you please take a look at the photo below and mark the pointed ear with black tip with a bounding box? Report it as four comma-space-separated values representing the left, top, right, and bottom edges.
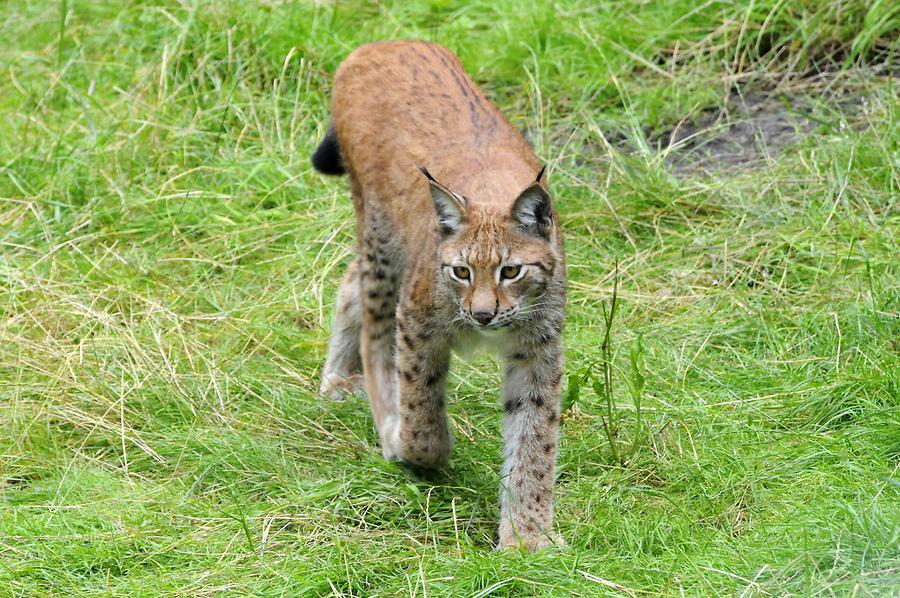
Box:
511, 182, 553, 239
419, 166, 467, 236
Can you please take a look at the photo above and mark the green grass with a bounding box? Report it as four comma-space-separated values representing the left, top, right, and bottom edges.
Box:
1, 0, 898, 595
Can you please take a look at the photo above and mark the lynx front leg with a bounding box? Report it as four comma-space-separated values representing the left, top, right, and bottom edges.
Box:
498, 337, 564, 551
382, 309, 452, 468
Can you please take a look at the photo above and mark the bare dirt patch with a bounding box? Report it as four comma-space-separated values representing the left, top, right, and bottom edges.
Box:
651, 68, 892, 175
556, 78, 875, 178
657, 92, 818, 174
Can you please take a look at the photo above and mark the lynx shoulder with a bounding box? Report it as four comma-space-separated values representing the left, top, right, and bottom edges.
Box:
313, 41, 566, 551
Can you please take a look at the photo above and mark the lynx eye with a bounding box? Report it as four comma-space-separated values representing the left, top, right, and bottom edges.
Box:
500, 265, 522, 280
452, 266, 471, 280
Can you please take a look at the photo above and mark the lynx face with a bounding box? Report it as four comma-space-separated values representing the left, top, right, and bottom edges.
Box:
423, 169, 560, 330
439, 215, 558, 329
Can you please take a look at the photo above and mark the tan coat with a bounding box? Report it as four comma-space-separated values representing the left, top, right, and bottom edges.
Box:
316, 41, 566, 551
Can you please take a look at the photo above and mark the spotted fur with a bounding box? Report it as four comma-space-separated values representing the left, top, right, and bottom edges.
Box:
315, 41, 566, 551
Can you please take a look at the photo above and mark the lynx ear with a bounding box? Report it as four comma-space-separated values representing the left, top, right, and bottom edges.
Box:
511, 181, 553, 239
419, 166, 466, 236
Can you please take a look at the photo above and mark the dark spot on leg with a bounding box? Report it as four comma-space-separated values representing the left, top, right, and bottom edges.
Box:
426, 372, 439, 386
402, 334, 414, 348
531, 395, 545, 408
511, 352, 527, 361
504, 398, 522, 413
535, 333, 553, 347
544, 443, 553, 454
375, 269, 386, 280
550, 369, 562, 387
402, 370, 414, 383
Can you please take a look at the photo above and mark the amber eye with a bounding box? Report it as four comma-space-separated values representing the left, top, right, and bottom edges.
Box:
452, 266, 471, 280
500, 265, 522, 280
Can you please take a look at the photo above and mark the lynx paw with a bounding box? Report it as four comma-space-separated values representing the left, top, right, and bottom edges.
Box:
379, 416, 449, 469
320, 372, 364, 401
379, 414, 402, 461
498, 522, 564, 552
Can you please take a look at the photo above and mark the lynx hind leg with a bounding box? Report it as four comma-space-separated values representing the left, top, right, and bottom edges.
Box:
358, 208, 404, 454
321, 258, 364, 400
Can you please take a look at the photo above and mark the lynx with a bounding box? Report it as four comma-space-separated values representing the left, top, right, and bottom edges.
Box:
312, 41, 566, 551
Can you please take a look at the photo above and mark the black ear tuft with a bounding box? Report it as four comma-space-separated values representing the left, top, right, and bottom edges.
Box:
535, 165, 546, 183
511, 183, 553, 239
419, 166, 466, 236
418, 166, 436, 182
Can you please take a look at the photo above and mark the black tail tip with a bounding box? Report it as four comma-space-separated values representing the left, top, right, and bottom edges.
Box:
311, 126, 345, 175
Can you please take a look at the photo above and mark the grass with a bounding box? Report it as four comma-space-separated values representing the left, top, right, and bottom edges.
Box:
1, 0, 898, 595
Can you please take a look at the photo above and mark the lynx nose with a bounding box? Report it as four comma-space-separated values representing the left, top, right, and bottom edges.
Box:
472, 311, 495, 326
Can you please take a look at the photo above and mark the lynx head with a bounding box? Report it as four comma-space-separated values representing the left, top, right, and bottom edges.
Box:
419, 166, 562, 330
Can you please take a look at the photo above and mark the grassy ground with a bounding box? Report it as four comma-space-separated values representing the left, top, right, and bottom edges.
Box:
1, 1, 898, 595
